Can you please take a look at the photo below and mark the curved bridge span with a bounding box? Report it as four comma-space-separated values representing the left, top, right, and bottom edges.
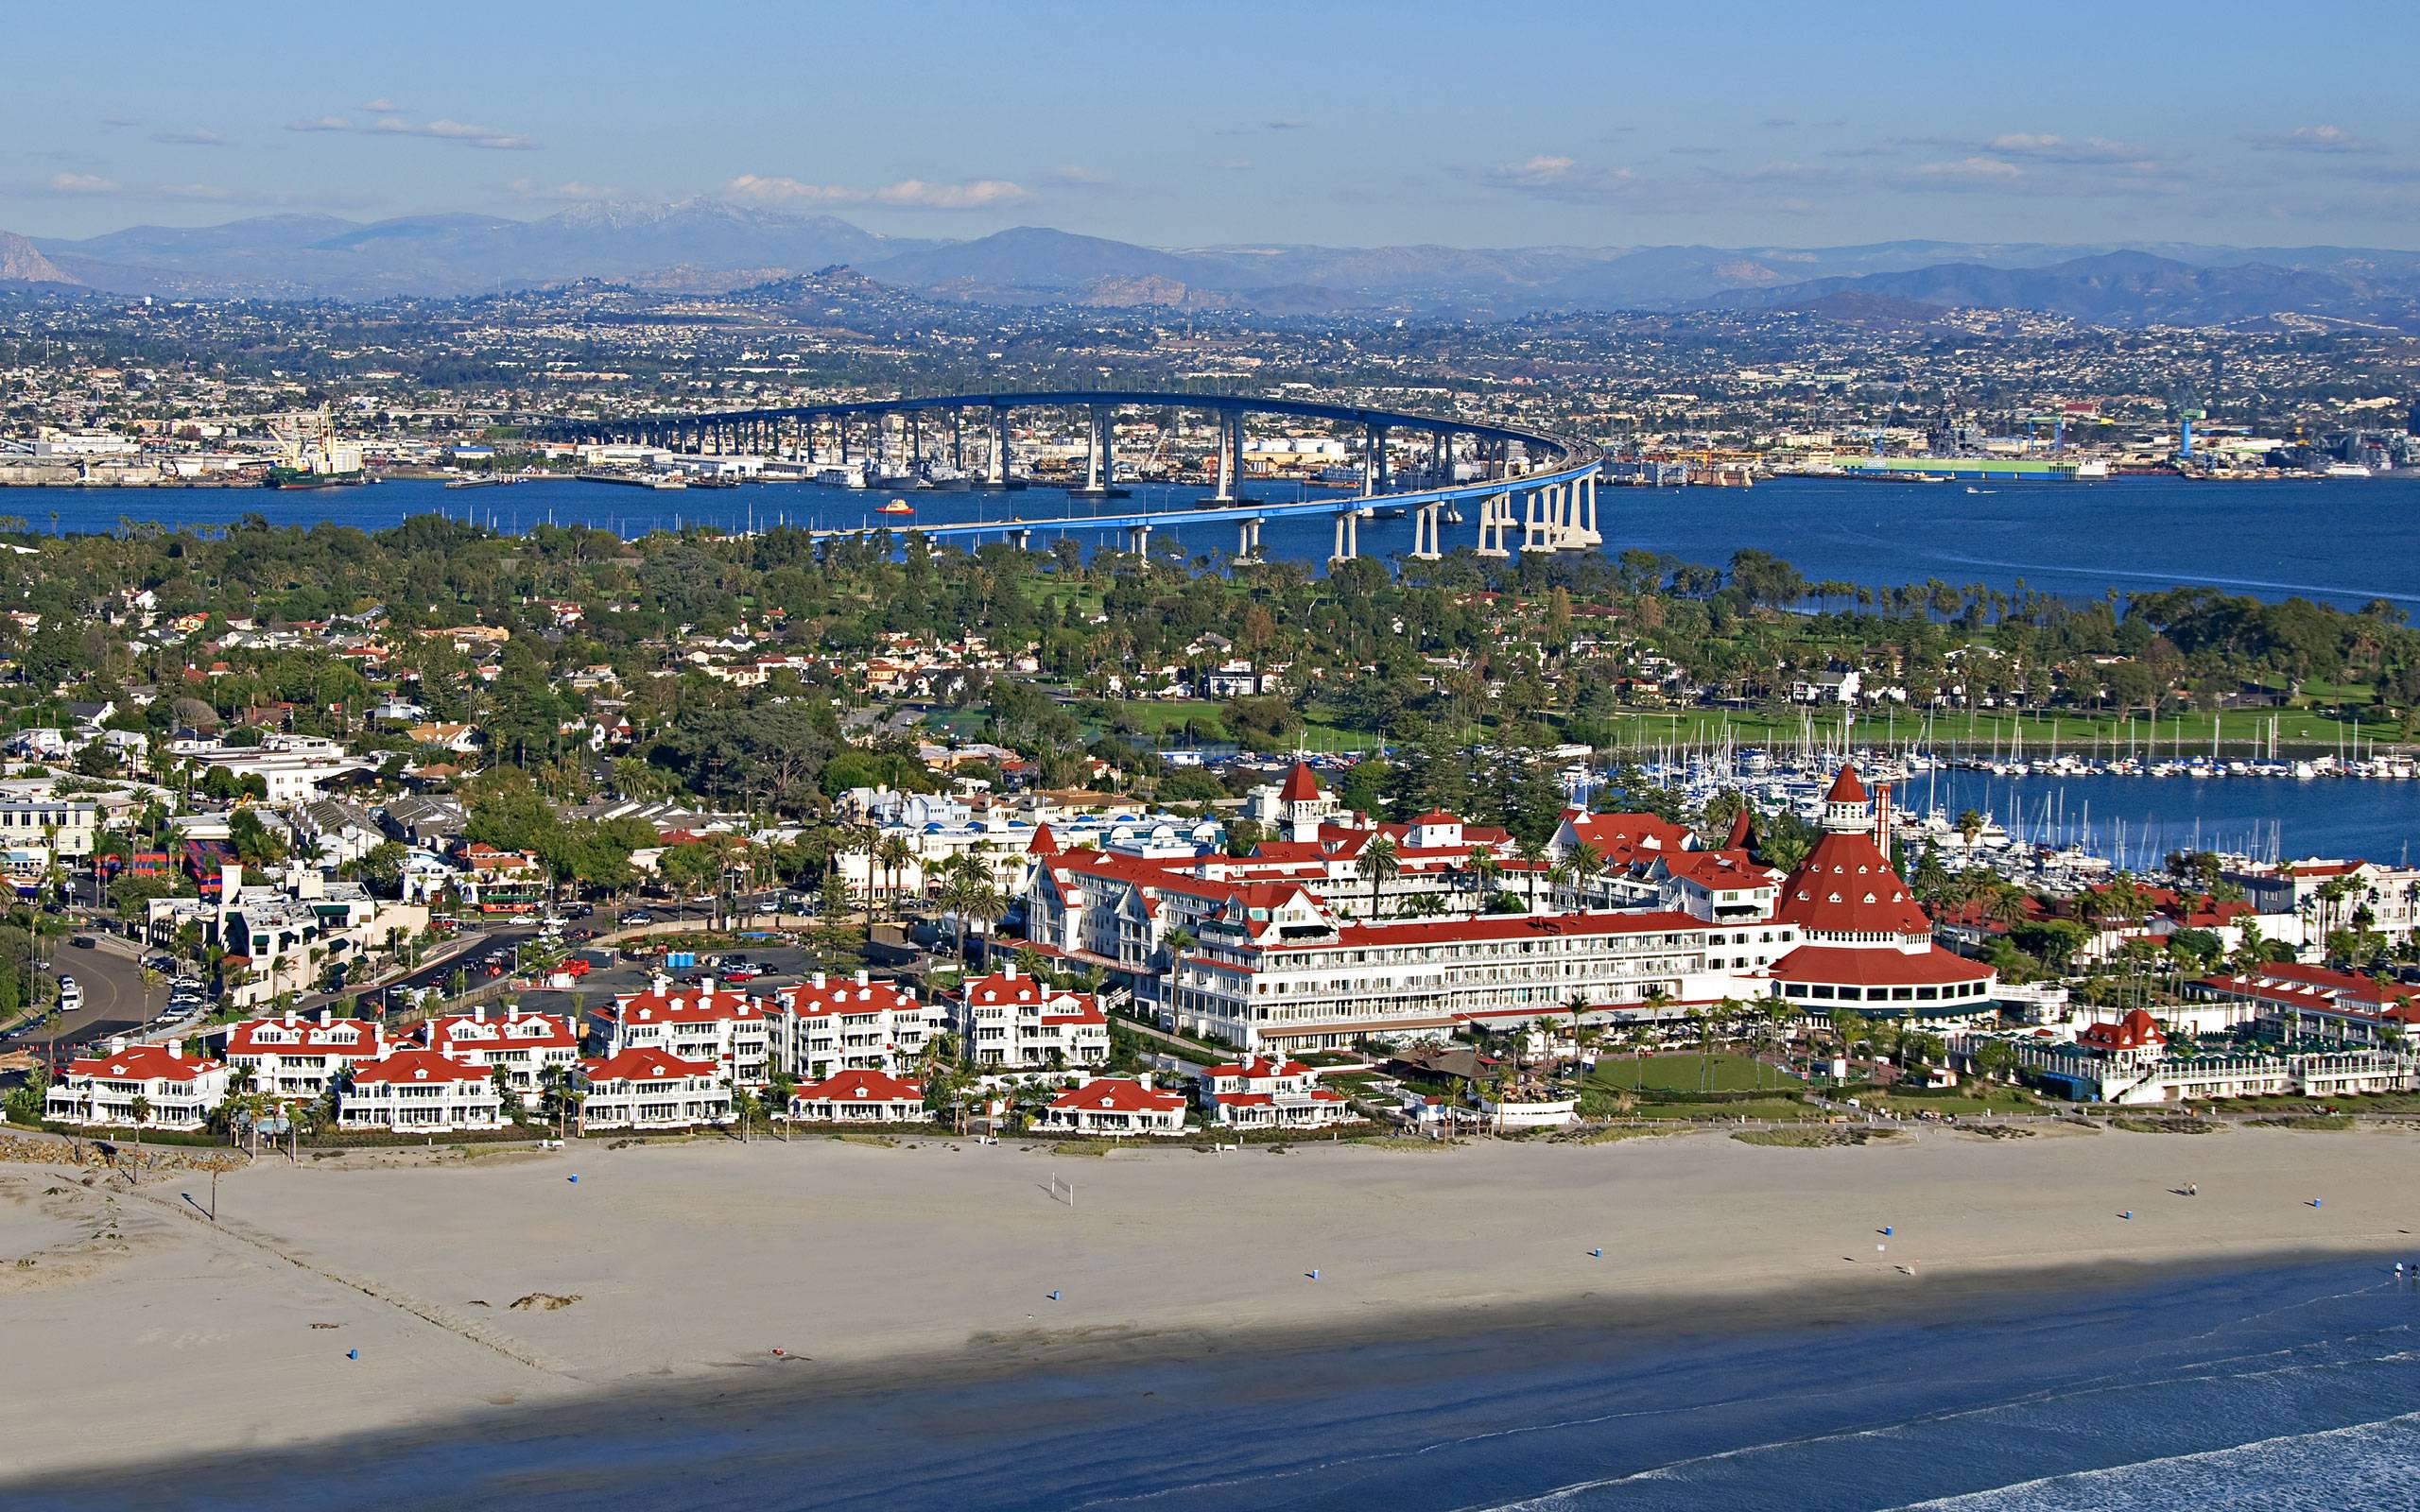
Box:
539, 390, 1603, 562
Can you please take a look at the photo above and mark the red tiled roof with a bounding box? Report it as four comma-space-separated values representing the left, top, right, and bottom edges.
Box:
65, 1044, 219, 1082
1824, 765, 1869, 804
2078, 1009, 2166, 1052
421, 1012, 577, 1052
1767, 943, 1995, 988
225, 1018, 385, 1058
1278, 761, 1324, 803
792, 1069, 924, 1104
350, 1048, 492, 1085
1284, 908, 1708, 952
1047, 1078, 1185, 1114
612, 989, 762, 1023
580, 1046, 718, 1084
1778, 831, 1931, 936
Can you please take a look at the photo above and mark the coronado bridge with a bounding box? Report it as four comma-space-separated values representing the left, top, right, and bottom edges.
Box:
537, 390, 1603, 563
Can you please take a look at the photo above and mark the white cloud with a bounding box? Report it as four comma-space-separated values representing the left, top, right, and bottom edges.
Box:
1903, 156, 2027, 186
503, 177, 624, 201
874, 178, 1029, 209
48, 172, 121, 194
2243, 124, 2374, 154
288, 112, 535, 149
721, 174, 1030, 210
151, 129, 228, 146
1477, 155, 1640, 201
359, 97, 398, 112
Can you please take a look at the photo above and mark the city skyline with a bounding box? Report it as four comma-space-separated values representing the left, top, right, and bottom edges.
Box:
7, 0, 2420, 249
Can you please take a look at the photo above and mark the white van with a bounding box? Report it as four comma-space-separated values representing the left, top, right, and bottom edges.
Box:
56, 974, 82, 1012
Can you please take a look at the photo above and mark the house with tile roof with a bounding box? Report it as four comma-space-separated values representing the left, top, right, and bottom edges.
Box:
45, 1038, 229, 1128
784, 1069, 929, 1124
1039, 1074, 1187, 1136
576, 1047, 731, 1131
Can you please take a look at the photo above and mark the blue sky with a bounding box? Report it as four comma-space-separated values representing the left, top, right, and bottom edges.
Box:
6, 0, 2416, 249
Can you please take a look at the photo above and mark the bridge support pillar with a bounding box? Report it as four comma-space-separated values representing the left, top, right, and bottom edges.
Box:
1522, 489, 1554, 553
951, 410, 964, 472
1475, 491, 1512, 558
992, 406, 1015, 487
1362, 422, 1382, 497
1409, 503, 1443, 560
1127, 524, 1151, 557
1580, 472, 1600, 544
1329, 509, 1358, 564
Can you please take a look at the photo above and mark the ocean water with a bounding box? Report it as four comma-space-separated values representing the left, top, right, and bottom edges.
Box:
19, 1255, 2420, 1512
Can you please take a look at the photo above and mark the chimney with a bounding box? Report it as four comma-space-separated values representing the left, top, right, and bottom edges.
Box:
106, 1034, 129, 1054
1004, 961, 1018, 980
1877, 783, 1893, 862
650, 971, 669, 994
474, 1003, 488, 1022
855, 969, 870, 988
318, 1007, 331, 1027
700, 975, 716, 996
167, 1038, 183, 1059
812, 971, 826, 989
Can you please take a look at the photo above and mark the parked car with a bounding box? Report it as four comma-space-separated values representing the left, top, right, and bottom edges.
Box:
70, 934, 96, 949
618, 911, 655, 926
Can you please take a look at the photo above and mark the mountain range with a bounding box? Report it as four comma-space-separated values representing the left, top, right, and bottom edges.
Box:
9, 199, 2420, 328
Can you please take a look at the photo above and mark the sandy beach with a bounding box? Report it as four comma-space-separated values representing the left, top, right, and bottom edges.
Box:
4, 1122, 2415, 1491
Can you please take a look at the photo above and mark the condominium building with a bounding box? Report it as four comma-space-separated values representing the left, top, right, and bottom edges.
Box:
606, 981, 772, 1088
337, 1048, 503, 1132
416, 1007, 581, 1100
577, 1047, 732, 1131
951, 964, 1110, 1070
44, 1038, 228, 1128
768, 971, 948, 1080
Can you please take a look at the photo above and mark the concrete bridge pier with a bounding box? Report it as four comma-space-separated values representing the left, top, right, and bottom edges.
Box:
1236, 517, 1264, 563
1475, 491, 1512, 558
1011, 528, 1032, 552
1329, 508, 1360, 564
1071, 404, 1126, 499
1409, 502, 1443, 560
1578, 472, 1601, 545
951, 410, 964, 472
1125, 523, 1151, 557
1521, 489, 1554, 553
991, 406, 1018, 488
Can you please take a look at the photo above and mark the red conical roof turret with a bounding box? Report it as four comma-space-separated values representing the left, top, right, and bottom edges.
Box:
1824, 765, 1869, 805
1028, 823, 1060, 856
1278, 761, 1324, 804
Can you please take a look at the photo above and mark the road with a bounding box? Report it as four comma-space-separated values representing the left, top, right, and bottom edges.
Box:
4, 933, 161, 1073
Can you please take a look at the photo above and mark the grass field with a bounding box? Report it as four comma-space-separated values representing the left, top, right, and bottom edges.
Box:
1589, 1052, 1805, 1094
1631, 1097, 1817, 1122
1851, 1089, 2042, 1117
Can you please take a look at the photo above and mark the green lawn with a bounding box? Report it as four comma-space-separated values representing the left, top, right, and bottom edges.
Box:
1589, 1052, 1804, 1094
1632, 1097, 1818, 1122
1854, 1089, 2041, 1117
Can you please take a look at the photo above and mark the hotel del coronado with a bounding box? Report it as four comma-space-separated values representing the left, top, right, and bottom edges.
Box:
1026, 761, 1996, 1055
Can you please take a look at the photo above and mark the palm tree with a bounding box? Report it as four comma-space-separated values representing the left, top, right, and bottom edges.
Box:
873, 833, 916, 916
1467, 850, 1502, 911
1565, 844, 1604, 908
127, 1093, 150, 1178
1356, 834, 1399, 920
1515, 836, 1550, 912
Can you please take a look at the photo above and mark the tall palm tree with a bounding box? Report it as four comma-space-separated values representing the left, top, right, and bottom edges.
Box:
1356, 835, 1399, 920
873, 834, 917, 917
1467, 850, 1502, 912
1514, 836, 1550, 912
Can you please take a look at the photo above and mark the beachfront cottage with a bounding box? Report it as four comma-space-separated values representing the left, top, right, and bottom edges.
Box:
337, 1048, 504, 1132
576, 1047, 731, 1131
416, 1006, 579, 1100
784, 1068, 929, 1125
1039, 1075, 1186, 1137
606, 978, 771, 1088
43, 1038, 229, 1129
1196, 1056, 1353, 1129
769, 971, 949, 1081
952, 963, 1111, 1071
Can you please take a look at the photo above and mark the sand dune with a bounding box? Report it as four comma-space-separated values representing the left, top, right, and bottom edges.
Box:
4, 1123, 2414, 1486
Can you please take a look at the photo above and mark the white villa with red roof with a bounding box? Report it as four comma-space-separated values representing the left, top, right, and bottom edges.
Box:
223, 1010, 391, 1099
417, 1005, 579, 1100
1039, 1074, 1187, 1136
577, 1047, 732, 1131
769, 971, 948, 1080
45, 1038, 229, 1128
785, 1068, 929, 1124
953, 963, 1110, 1070
337, 1047, 503, 1132
607, 978, 772, 1088
1196, 1056, 1354, 1128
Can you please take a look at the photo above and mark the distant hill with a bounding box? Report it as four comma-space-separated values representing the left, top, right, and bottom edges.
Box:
19, 204, 2420, 325
0, 229, 78, 286
1698, 249, 2420, 328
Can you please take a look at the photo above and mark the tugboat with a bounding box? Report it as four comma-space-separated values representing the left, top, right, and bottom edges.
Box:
875, 498, 915, 516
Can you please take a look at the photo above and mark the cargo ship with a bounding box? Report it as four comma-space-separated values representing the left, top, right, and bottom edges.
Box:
264, 465, 365, 490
